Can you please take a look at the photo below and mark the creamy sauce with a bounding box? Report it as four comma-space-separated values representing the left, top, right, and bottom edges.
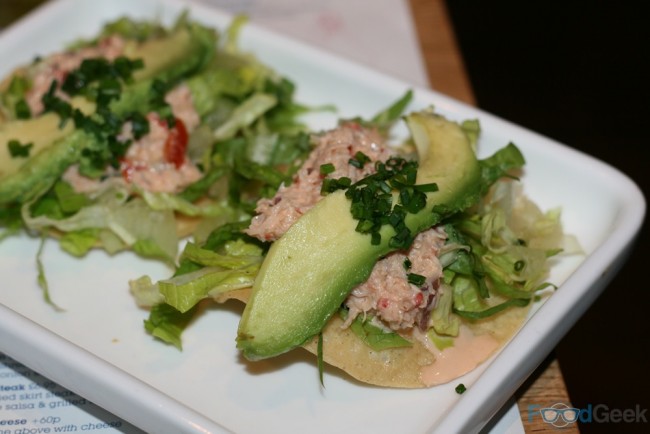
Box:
419, 325, 499, 386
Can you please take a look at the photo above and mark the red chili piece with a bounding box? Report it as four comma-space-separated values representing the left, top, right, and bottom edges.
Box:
378, 298, 390, 309
164, 117, 188, 168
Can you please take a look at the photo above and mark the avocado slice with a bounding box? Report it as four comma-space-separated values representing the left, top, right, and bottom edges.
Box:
0, 129, 98, 204
236, 111, 483, 360
0, 97, 94, 174
0, 23, 215, 205
128, 25, 214, 83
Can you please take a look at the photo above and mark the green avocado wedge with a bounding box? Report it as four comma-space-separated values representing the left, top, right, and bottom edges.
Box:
236, 110, 483, 360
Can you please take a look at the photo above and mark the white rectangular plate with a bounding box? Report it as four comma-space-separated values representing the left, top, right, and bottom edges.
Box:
0, 0, 645, 432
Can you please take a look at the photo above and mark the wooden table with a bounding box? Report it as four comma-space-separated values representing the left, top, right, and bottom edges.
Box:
0, 0, 579, 432
408, 1, 579, 432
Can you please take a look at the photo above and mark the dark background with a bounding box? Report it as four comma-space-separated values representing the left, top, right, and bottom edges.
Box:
445, 2, 648, 433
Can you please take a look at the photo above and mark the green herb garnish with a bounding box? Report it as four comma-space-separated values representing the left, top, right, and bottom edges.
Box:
321, 176, 351, 195
61, 56, 143, 101
319, 163, 335, 175
149, 78, 175, 125
348, 151, 370, 168
14, 99, 31, 119
332, 157, 437, 249
7, 139, 33, 158
42, 80, 73, 127
407, 272, 426, 286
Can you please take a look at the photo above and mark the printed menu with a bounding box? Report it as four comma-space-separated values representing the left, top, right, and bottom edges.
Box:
0, 353, 142, 433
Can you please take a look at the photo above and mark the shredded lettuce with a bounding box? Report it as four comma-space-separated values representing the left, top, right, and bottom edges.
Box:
130, 275, 165, 308
428, 329, 455, 351
0, 75, 32, 121
340, 309, 412, 351
430, 283, 460, 336
159, 263, 258, 313
478, 143, 526, 191
213, 93, 278, 141
23, 186, 178, 261
428, 175, 570, 333
144, 303, 196, 350
370, 89, 413, 134
0, 203, 23, 241
36, 235, 64, 311
181, 240, 263, 267
141, 190, 245, 219
162, 239, 262, 307
59, 228, 100, 257
132, 224, 265, 346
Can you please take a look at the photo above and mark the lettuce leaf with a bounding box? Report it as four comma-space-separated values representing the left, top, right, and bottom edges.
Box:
23, 186, 178, 261
430, 282, 460, 336
144, 303, 196, 350
135, 227, 265, 346
340, 309, 412, 351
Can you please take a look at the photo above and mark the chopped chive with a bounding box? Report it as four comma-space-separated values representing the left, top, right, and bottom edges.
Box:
15, 99, 31, 119
455, 384, 467, 394
42, 80, 72, 127
355, 219, 375, 233
7, 139, 33, 158
54, 54, 148, 175
348, 151, 371, 168
321, 177, 351, 195
323, 155, 439, 249
320, 163, 335, 175
407, 273, 426, 286
389, 226, 413, 249
414, 182, 438, 192
128, 111, 150, 140
149, 78, 175, 125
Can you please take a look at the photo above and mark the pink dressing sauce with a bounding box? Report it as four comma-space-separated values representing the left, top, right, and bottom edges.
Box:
420, 325, 499, 386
